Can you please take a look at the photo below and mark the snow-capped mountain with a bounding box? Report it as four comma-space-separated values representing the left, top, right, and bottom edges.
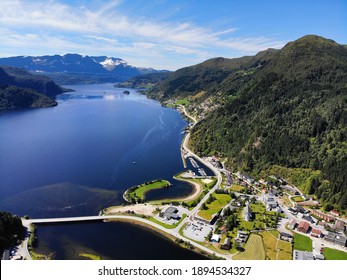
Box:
0, 54, 167, 84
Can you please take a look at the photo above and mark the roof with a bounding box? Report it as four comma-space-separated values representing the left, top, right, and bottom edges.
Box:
335, 219, 345, 229
223, 238, 231, 246
211, 234, 221, 242
293, 250, 314, 260
165, 207, 178, 215
324, 232, 347, 245
330, 210, 340, 216
298, 221, 310, 231
280, 232, 293, 238
311, 228, 322, 234
314, 254, 325, 260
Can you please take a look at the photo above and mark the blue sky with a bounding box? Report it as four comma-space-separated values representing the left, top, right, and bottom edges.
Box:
0, 0, 346, 70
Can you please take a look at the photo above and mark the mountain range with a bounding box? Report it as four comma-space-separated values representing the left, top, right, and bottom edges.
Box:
0, 54, 168, 84
146, 35, 347, 209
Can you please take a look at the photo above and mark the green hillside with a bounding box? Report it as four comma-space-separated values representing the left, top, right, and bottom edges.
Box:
148, 35, 347, 209
0, 66, 63, 110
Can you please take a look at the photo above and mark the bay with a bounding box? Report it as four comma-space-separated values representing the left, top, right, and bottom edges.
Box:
0, 83, 210, 259
0, 84, 195, 217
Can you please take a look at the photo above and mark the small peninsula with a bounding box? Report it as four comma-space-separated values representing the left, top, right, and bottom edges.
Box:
124, 179, 171, 203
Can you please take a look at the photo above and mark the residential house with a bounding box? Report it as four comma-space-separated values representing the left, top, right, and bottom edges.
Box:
220, 238, 231, 250
236, 231, 249, 243
303, 215, 315, 224
280, 232, 293, 242
297, 221, 310, 234
334, 220, 345, 232
294, 205, 308, 214
311, 228, 322, 238
235, 172, 254, 185
287, 219, 297, 230
261, 194, 278, 210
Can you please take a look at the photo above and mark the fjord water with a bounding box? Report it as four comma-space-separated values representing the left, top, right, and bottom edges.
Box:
0, 84, 194, 217
0, 84, 209, 259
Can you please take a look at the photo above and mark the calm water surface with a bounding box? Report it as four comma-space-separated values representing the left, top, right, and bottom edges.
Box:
0, 84, 211, 259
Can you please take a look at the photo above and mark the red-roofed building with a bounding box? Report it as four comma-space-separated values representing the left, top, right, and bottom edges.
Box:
330, 210, 340, 217
297, 221, 310, 234
311, 228, 322, 238
311, 210, 335, 222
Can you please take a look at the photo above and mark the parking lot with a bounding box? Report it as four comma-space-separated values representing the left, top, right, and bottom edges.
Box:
183, 220, 214, 242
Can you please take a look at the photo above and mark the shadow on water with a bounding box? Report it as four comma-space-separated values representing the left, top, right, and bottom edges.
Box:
35, 221, 208, 260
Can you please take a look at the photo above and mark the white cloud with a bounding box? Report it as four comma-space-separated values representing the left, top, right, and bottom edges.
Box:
0, 0, 285, 69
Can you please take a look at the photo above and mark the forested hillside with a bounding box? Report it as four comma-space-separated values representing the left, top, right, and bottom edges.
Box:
149, 35, 347, 209
0, 66, 63, 110
0, 212, 26, 254
116, 72, 170, 89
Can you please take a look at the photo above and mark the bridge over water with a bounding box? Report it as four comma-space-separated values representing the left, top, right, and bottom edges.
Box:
24, 215, 124, 224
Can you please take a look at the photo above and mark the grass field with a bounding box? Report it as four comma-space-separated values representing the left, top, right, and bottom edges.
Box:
293, 233, 312, 251
230, 184, 245, 192
125, 180, 170, 202
233, 234, 266, 260
323, 247, 347, 260
198, 194, 231, 220
175, 99, 190, 106
250, 202, 266, 214
292, 196, 304, 202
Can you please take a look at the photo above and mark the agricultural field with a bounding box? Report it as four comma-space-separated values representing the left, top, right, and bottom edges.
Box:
259, 231, 292, 260
233, 234, 265, 260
